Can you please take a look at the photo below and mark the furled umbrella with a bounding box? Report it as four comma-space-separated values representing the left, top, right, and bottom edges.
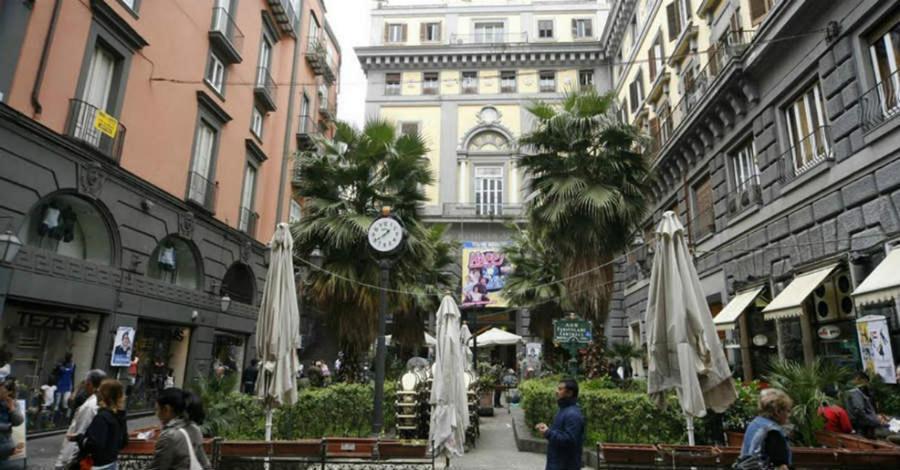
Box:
645, 211, 737, 444
460, 322, 473, 372
430, 295, 469, 463
255, 223, 302, 450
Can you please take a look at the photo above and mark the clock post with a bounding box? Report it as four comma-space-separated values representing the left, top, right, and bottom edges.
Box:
366, 206, 406, 436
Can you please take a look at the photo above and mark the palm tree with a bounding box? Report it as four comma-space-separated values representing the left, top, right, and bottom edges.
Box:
607, 341, 644, 379
292, 119, 455, 369
518, 89, 651, 326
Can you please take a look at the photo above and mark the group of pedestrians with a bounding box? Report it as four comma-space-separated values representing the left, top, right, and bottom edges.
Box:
53, 369, 210, 470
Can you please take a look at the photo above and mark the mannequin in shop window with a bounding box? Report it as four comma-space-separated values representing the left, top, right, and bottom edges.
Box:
52, 353, 76, 421
157, 242, 177, 284
38, 202, 78, 249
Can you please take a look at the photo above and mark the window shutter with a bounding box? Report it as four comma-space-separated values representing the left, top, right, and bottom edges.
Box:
572, 19, 577, 38
401, 24, 408, 41
648, 47, 657, 80
630, 81, 638, 112
748, 0, 767, 25
420, 24, 426, 42
586, 20, 593, 37
666, 3, 679, 41
384, 24, 389, 43
435, 23, 442, 41
649, 117, 660, 142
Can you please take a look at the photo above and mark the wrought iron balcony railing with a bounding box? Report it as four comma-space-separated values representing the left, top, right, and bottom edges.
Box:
727, 176, 762, 216
65, 99, 126, 163
441, 203, 525, 219
689, 205, 716, 242
266, 0, 296, 36
306, 35, 337, 84
778, 126, 833, 184
318, 97, 336, 121
187, 171, 218, 213
296, 114, 319, 150
238, 207, 259, 237
209, 6, 244, 63
449, 32, 529, 45
861, 68, 900, 132
254, 66, 277, 111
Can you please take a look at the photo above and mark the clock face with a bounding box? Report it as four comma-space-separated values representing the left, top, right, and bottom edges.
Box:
367, 217, 404, 253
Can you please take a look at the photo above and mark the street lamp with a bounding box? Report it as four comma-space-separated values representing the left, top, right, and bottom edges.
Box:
220, 294, 232, 312
0, 217, 23, 264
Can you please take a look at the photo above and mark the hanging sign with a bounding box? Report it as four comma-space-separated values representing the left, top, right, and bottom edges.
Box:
553, 317, 593, 345
856, 315, 897, 384
94, 110, 119, 138
817, 324, 841, 340
111, 326, 136, 367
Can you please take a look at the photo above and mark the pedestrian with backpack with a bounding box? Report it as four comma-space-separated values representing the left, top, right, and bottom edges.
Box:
735, 388, 793, 470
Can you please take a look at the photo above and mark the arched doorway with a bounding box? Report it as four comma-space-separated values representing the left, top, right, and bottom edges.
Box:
16, 192, 116, 265
146, 236, 203, 290
221, 262, 256, 305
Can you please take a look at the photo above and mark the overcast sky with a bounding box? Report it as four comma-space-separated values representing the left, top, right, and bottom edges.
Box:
327, 0, 372, 128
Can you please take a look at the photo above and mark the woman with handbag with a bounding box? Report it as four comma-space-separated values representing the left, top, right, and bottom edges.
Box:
148, 388, 206, 470
74, 379, 128, 470
735, 388, 794, 470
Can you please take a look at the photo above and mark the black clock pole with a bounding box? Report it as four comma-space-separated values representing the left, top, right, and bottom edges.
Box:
373, 257, 391, 435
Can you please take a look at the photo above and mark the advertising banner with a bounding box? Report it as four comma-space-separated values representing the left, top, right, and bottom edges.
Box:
111, 326, 136, 367
461, 241, 513, 308
856, 315, 897, 384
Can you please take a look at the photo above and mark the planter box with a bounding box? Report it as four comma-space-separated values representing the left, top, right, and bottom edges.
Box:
716, 446, 741, 465
122, 439, 156, 455
379, 441, 429, 459
271, 440, 322, 457
658, 444, 719, 466
599, 443, 660, 464
791, 447, 842, 467
815, 430, 900, 450
220, 441, 271, 457
324, 437, 377, 458
725, 431, 744, 447
838, 449, 900, 466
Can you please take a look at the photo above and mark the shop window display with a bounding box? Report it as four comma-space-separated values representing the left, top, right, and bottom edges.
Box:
126, 322, 190, 412
146, 236, 203, 290
17, 193, 114, 266
211, 333, 246, 392
221, 262, 256, 305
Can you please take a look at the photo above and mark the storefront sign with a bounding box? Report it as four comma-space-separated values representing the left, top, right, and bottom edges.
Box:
553, 318, 593, 345
817, 324, 841, 340
752, 334, 768, 346
17, 311, 90, 332
856, 315, 897, 384
111, 326, 137, 367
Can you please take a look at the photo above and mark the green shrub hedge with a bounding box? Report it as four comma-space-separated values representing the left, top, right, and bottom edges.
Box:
520, 379, 758, 445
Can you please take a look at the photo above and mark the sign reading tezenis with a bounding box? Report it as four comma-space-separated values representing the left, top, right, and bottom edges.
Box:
18, 312, 90, 332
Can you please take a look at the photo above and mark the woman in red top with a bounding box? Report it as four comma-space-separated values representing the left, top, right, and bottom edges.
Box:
818, 386, 853, 434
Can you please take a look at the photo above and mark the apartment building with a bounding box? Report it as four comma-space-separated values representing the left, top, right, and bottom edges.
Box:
604, 0, 900, 382
357, 0, 610, 351
0, 0, 340, 432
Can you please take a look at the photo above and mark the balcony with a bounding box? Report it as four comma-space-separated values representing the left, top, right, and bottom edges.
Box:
778, 126, 833, 184
439, 203, 525, 221
318, 98, 336, 122
65, 99, 126, 163
688, 206, 716, 243
306, 35, 337, 84
208, 7, 244, 64
727, 178, 762, 216
238, 207, 259, 237
296, 114, 319, 150
668, 23, 699, 67
254, 66, 277, 112
449, 32, 529, 45
187, 171, 218, 213
266, 0, 296, 37
860, 69, 900, 132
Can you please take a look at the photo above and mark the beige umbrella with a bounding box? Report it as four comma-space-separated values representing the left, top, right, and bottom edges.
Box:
430, 295, 469, 460
460, 322, 473, 372
645, 212, 736, 444
255, 223, 302, 447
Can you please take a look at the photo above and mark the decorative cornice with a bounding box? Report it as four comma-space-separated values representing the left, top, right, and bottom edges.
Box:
90, 0, 148, 51
196, 91, 232, 124
245, 138, 268, 163
356, 43, 603, 71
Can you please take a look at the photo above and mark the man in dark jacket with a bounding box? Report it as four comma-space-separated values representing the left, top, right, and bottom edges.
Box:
535, 378, 585, 470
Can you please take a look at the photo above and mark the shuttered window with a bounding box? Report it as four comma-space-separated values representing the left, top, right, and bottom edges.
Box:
749, 0, 774, 26
572, 19, 593, 39
691, 175, 715, 239
385, 23, 407, 43
421, 22, 441, 42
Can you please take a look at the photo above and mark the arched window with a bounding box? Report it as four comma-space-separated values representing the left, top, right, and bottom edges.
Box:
467, 130, 511, 152
17, 193, 114, 265
146, 236, 203, 290
221, 262, 256, 305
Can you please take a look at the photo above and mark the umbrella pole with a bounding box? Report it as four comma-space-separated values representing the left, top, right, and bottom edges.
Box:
685, 415, 695, 446
264, 403, 273, 470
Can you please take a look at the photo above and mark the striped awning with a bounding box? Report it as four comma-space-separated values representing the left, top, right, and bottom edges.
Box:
713, 287, 765, 331
763, 264, 838, 321
853, 248, 900, 307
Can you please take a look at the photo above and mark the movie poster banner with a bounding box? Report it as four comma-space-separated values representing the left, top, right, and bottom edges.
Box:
856, 315, 897, 384
461, 241, 513, 308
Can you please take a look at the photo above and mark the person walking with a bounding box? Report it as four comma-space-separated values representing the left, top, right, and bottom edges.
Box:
241, 360, 258, 395
148, 388, 208, 469
56, 370, 107, 470
0, 379, 25, 467
182, 391, 210, 469
736, 389, 793, 470
73, 379, 128, 470
534, 378, 584, 470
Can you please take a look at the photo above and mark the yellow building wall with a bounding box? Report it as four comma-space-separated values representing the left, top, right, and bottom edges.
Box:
441, 70, 460, 95
401, 72, 422, 96
380, 17, 445, 46
380, 106, 442, 204
457, 104, 521, 203
457, 15, 521, 38
537, 14, 599, 42
480, 70, 500, 94
519, 68, 539, 93
557, 69, 579, 93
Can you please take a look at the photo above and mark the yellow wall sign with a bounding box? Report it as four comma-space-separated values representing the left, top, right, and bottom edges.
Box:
94, 110, 119, 138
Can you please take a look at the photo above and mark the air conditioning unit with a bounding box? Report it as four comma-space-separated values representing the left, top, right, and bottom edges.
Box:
811, 270, 855, 323
834, 272, 855, 319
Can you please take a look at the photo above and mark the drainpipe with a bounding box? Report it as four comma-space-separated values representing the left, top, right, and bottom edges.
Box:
31, 0, 62, 115
275, 1, 304, 224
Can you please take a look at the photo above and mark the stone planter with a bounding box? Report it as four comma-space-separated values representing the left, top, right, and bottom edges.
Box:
838, 449, 900, 466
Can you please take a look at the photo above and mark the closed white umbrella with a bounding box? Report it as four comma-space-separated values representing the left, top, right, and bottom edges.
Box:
255, 223, 302, 448
645, 212, 736, 444
469, 327, 522, 346
430, 295, 469, 460
460, 322, 473, 372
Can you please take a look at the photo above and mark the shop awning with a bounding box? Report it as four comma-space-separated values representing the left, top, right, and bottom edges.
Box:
713, 287, 765, 331
853, 248, 900, 307
763, 264, 838, 320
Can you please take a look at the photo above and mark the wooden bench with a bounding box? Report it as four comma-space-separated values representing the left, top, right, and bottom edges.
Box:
815, 429, 900, 450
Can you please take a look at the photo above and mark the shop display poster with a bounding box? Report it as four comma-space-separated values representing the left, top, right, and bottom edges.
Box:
856, 315, 897, 384
461, 241, 513, 308
111, 326, 136, 367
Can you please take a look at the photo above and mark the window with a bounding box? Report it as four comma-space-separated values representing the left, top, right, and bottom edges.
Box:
238, 164, 258, 233
188, 121, 217, 206
309, 15, 320, 44
691, 175, 715, 239
289, 200, 302, 223
648, 34, 665, 82
658, 101, 673, 142
474, 22, 504, 43
205, 52, 225, 94
120, 0, 137, 11
579, 70, 594, 91
628, 15, 637, 49
538, 20, 554, 39
462, 71, 478, 94
615, 50, 623, 79
475, 167, 503, 216
318, 84, 329, 112
422, 22, 441, 42
731, 139, 759, 191
666, 0, 692, 41
629, 71, 645, 112
748, 0, 775, 26
501, 71, 516, 93
539, 70, 556, 92
423, 72, 439, 95
385, 73, 401, 95
251, 106, 263, 139
256, 37, 272, 88
572, 19, 593, 39
400, 122, 419, 137
784, 82, 829, 174
618, 98, 629, 123
75, 44, 119, 146
385, 23, 407, 43
867, 15, 900, 118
